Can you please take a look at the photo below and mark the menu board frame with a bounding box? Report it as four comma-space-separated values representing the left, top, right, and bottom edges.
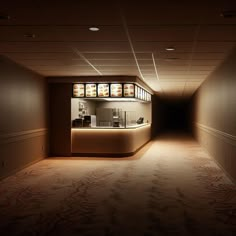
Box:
72, 83, 151, 102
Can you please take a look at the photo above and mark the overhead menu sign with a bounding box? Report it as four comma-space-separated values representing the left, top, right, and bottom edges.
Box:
72, 83, 151, 102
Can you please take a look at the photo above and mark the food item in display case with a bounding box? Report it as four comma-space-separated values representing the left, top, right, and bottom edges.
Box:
110, 83, 122, 97
98, 84, 109, 97
86, 84, 97, 97
124, 83, 134, 97
73, 83, 84, 97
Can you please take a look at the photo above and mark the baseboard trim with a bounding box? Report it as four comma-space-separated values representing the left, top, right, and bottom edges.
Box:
71, 140, 151, 157
0, 128, 47, 144
0, 157, 44, 182
195, 123, 236, 147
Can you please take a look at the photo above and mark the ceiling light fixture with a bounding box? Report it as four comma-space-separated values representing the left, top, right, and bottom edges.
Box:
165, 47, 175, 51
89, 26, 100, 32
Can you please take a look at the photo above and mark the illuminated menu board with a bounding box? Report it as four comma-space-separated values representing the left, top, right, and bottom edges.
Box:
110, 83, 122, 97
72, 83, 151, 102
73, 83, 84, 97
141, 89, 144, 100
135, 85, 138, 98
124, 83, 134, 97
85, 84, 97, 97
137, 87, 142, 99
98, 84, 109, 97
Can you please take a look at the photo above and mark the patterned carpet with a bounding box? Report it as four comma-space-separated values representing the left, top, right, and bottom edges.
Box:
0, 134, 236, 236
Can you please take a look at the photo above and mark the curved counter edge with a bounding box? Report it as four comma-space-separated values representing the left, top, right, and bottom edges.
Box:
71, 123, 150, 129
71, 124, 151, 156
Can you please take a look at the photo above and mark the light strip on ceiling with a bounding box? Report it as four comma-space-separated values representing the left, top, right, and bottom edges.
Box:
71, 47, 102, 75
182, 25, 201, 96
152, 53, 163, 92
118, 9, 146, 82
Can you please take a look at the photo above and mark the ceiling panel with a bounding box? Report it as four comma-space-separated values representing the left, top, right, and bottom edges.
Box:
0, 0, 236, 98
195, 42, 236, 52
89, 60, 136, 66
122, 2, 236, 25
198, 26, 236, 41
0, 26, 127, 42
15, 59, 88, 66
191, 53, 228, 60
26, 65, 95, 71
82, 53, 134, 60
159, 75, 207, 81
3, 52, 78, 59
129, 26, 197, 41
133, 42, 194, 52
0, 2, 121, 25
0, 42, 71, 52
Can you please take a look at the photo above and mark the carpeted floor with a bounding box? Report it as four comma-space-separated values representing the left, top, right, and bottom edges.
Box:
0, 134, 236, 236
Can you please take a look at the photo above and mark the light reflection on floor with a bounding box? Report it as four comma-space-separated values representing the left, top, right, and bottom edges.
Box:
0, 134, 236, 235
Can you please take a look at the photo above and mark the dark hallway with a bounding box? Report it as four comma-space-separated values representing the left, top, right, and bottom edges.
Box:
160, 99, 192, 133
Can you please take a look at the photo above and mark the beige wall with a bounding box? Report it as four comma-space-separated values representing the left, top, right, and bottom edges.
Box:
71, 98, 97, 120
0, 56, 48, 179
49, 83, 71, 156
193, 49, 236, 181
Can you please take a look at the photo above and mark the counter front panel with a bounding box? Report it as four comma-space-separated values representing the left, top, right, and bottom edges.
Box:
71, 124, 151, 156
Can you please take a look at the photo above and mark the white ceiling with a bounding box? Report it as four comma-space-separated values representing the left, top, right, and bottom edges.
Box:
1, 0, 236, 98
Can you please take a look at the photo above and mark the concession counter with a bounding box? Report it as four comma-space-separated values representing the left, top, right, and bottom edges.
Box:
71, 80, 152, 156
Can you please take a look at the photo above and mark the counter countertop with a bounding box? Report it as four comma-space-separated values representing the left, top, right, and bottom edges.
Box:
71, 123, 151, 130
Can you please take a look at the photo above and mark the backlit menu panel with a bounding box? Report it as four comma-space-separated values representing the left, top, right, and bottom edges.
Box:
110, 83, 122, 97
72, 83, 151, 102
73, 84, 84, 97
124, 83, 134, 97
98, 84, 109, 97
85, 84, 97, 97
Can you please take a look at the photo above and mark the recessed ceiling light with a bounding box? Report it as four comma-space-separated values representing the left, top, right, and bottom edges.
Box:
165, 47, 175, 51
89, 26, 100, 32
24, 33, 36, 38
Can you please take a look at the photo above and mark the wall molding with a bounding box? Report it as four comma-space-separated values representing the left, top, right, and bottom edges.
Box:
195, 123, 236, 147
0, 128, 47, 145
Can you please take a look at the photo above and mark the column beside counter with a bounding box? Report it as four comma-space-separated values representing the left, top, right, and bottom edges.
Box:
71, 124, 151, 156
